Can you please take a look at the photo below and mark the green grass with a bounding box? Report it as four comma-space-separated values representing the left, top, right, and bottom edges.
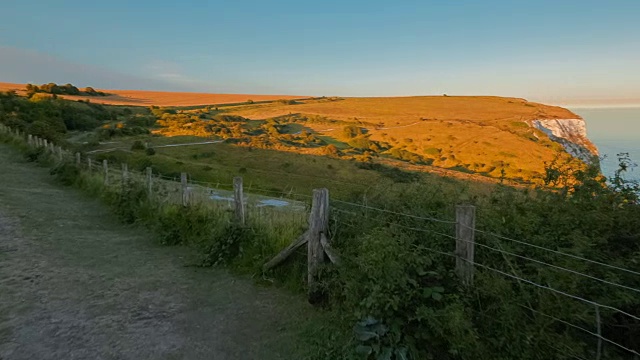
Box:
0, 142, 349, 359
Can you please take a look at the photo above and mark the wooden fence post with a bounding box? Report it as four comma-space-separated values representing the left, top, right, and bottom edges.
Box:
263, 188, 337, 305
103, 160, 109, 185
146, 167, 153, 196
75, 152, 81, 166
57, 146, 63, 161
455, 205, 476, 286
181, 172, 189, 206
43, 139, 48, 150
233, 176, 245, 224
307, 188, 330, 303
27, 134, 33, 146
87, 157, 92, 171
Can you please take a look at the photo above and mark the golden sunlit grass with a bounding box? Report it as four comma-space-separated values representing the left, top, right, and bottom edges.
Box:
1, 80, 594, 184
222, 96, 590, 180
0, 82, 307, 107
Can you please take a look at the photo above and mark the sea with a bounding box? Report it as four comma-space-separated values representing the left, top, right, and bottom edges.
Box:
570, 107, 640, 182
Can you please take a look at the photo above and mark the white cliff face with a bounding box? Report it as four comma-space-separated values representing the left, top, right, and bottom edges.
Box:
530, 119, 599, 163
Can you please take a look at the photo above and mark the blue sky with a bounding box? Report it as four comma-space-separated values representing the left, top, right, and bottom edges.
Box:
1, 0, 639, 101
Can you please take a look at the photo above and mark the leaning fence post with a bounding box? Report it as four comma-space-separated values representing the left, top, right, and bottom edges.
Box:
307, 188, 330, 303
103, 160, 109, 185
455, 205, 476, 286
146, 167, 153, 196
181, 172, 189, 206
233, 176, 245, 224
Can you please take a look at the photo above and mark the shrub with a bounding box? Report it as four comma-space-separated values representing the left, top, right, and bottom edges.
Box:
201, 225, 254, 266
131, 140, 146, 151
342, 125, 363, 139
145, 147, 156, 156
49, 162, 82, 186
24, 146, 45, 162
348, 136, 372, 150
323, 144, 340, 157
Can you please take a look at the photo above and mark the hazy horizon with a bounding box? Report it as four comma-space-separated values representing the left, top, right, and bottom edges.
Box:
1, 1, 639, 101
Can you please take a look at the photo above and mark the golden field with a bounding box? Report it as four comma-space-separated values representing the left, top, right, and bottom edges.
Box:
0, 82, 306, 107
1, 81, 593, 183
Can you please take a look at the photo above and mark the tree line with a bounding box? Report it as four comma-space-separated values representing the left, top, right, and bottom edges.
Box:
26, 83, 108, 97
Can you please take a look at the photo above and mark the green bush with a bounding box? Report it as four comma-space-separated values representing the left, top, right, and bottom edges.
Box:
50, 162, 81, 186
24, 146, 45, 162
131, 140, 146, 151
202, 225, 254, 266
343, 125, 363, 139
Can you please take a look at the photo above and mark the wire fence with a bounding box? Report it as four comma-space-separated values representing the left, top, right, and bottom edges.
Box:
3, 125, 640, 359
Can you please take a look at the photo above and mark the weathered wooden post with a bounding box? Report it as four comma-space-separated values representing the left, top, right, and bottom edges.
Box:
263, 188, 337, 304
87, 157, 92, 171
146, 167, 153, 196
57, 146, 63, 161
307, 188, 330, 303
455, 205, 476, 286
181, 172, 189, 206
27, 134, 33, 146
43, 139, 48, 150
233, 176, 245, 224
75, 152, 81, 166
103, 160, 109, 185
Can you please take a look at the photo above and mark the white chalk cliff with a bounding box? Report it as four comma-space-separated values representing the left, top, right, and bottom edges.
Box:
530, 118, 599, 164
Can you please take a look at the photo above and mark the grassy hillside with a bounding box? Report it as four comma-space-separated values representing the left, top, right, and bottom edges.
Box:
3, 90, 639, 360
0, 86, 593, 185
152, 96, 590, 184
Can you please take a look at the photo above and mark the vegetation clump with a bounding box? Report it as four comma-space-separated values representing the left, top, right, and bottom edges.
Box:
26, 83, 108, 97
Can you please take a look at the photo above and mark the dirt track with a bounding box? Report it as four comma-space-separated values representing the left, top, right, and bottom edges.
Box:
0, 145, 315, 360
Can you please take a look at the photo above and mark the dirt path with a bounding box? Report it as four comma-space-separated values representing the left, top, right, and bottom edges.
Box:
0, 145, 316, 360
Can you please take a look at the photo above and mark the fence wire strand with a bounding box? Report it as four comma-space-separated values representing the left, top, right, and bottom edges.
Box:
464, 258, 640, 323
520, 304, 640, 357
463, 224, 640, 277
332, 199, 457, 224
462, 239, 640, 294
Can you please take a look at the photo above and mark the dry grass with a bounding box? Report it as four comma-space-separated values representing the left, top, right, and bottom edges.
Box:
227, 96, 578, 123
0, 82, 306, 107
0, 80, 593, 182
222, 96, 589, 181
